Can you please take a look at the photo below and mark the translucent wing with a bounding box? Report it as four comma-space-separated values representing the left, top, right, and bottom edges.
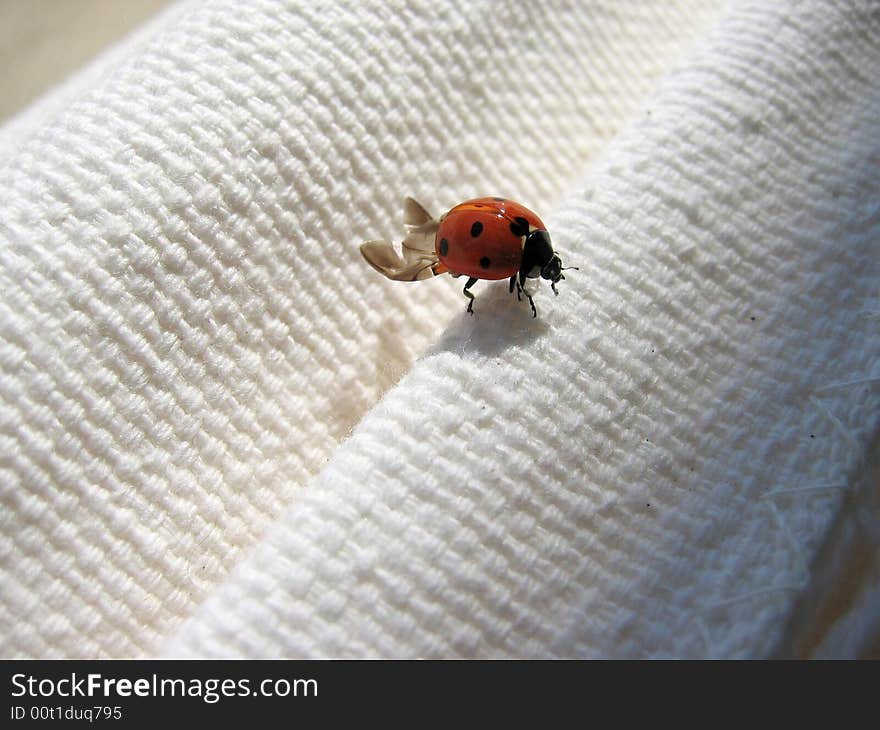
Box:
403, 196, 433, 226
360, 240, 439, 281
359, 198, 444, 281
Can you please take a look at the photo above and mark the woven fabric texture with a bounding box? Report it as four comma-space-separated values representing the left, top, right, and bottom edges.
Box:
2, 0, 878, 658
0, 0, 728, 657
165, 0, 880, 658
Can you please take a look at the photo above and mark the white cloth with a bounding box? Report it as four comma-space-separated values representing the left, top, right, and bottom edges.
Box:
1, 0, 877, 658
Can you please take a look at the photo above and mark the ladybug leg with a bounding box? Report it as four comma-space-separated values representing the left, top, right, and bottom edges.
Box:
462, 277, 479, 315
516, 271, 537, 317
510, 275, 522, 302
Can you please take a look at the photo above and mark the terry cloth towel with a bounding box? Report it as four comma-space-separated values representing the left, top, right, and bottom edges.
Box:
1, 0, 878, 658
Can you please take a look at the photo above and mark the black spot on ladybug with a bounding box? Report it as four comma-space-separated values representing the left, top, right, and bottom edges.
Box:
493, 196, 505, 201
479, 256, 491, 269
439, 238, 449, 256
510, 216, 529, 237
470, 221, 483, 237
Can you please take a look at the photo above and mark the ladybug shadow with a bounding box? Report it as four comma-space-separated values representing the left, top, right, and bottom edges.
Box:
432, 283, 551, 357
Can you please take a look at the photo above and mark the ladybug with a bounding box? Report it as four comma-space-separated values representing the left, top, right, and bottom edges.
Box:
360, 197, 575, 316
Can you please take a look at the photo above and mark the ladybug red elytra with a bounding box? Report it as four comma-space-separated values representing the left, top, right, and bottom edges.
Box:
360, 197, 575, 316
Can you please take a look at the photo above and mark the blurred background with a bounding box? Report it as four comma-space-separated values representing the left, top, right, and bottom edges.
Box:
0, 0, 172, 124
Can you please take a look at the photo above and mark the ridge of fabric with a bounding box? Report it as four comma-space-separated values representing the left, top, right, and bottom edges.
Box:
165, 0, 880, 658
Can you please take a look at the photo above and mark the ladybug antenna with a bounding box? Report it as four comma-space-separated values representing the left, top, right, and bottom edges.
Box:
550, 265, 577, 295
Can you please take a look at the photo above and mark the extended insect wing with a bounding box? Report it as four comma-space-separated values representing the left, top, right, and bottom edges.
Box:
359, 198, 444, 281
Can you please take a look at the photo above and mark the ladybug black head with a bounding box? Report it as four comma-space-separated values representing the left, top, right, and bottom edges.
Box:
525, 230, 564, 279
522, 230, 576, 296
540, 254, 562, 283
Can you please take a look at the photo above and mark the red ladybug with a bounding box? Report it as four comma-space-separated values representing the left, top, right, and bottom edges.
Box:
360, 197, 575, 316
